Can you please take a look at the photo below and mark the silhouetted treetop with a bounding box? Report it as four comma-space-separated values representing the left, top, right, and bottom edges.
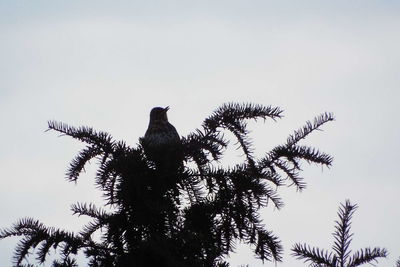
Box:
1, 102, 334, 267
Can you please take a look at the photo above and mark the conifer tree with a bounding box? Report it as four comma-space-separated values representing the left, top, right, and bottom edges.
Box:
292, 200, 387, 267
1, 103, 334, 266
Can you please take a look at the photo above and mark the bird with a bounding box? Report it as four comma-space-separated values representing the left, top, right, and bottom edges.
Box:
140, 106, 183, 173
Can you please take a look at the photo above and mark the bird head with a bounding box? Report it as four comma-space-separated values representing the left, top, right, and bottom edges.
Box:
149, 106, 169, 122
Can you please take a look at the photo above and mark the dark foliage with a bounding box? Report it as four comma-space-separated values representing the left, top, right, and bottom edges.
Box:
1, 103, 334, 266
292, 200, 388, 267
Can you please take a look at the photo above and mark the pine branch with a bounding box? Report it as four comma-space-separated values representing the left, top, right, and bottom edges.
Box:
332, 200, 357, 265
202, 103, 283, 165
273, 145, 333, 167
47, 121, 114, 153
273, 159, 306, 191
95, 157, 118, 190
66, 145, 102, 182
203, 103, 283, 132
257, 168, 285, 187
286, 112, 335, 148
0, 218, 83, 265
182, 129, 228, 163
229, 126, 255, 165
260, 112, 334, 190
255, 229, 283, 262
79, 221, 105, 241
292, 243, 334, 266
198, 165, 284, 209
347, 247, 388, 267
70, 203, 111, 219
293, 200, 387, 267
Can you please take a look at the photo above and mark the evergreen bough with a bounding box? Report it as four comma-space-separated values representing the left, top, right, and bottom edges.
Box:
292, 200, 388, 266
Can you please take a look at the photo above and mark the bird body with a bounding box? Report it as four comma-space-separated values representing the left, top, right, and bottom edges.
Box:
141, 107, 183, 172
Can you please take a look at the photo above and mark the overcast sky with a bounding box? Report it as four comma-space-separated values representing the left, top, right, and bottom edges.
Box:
1, 1, 399, 266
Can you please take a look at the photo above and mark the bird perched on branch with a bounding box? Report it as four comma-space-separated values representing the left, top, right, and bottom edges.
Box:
140, 107, 183, 173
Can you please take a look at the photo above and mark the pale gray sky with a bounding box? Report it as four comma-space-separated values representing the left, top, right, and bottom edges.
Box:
1, 1, 399, 266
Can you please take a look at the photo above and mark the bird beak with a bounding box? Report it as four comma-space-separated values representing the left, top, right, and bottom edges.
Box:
164, 106, 170, 113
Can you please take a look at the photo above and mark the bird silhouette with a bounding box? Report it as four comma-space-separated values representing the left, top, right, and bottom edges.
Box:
140, 107, 183, 174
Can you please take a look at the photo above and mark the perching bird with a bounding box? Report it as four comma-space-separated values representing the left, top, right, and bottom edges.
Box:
140, 107, 183, 172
